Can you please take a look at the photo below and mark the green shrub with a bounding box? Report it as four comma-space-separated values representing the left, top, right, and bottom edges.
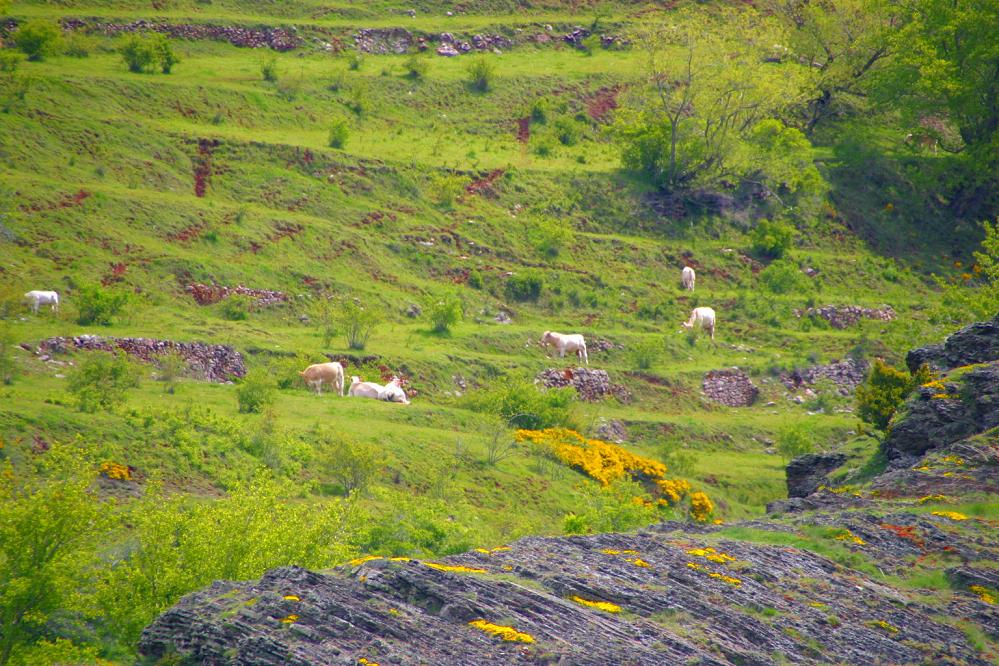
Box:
260, 54, 279, 81
426, 293, 463, 334
0, 321, 18, 385
334, 298, 381, 350
529, 216, 572, 258
404, 53, 429, 79
0, 50, 22, 72
554, 116, 582, 146
154, 351, 187, 393
630, 337, 662, 370
532, 134, 556, 157
777, 422, 815, 462
464, 377, 576, 430
563, 480, 659, 535
119, 34, 168, 73
154, 34, 179, 73
328, 117, 350, 149
220, 294, 252, 321
63, 33, 93, 58
14, 20, 62, 61
347, 81, 369, 116
347, 52, 363, 70
580, 34, 602, 55
236, 368, 276, 413
530, 97, 551, 123
67, 352, 141, 412
359, 487, 473, 557
75, 284, 127, 326
430, 173, 468, 208
314, 432, 381, 494
751, 219, 795, 259
505, 271, 545, 302
467, 270, 484, 289
760, 258, 807, 294
466, 56, 494, 92
855, 360, 933, 433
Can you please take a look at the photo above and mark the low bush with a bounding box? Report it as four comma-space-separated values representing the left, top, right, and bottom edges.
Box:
430, 173, 468, 209
505, 271, 545, 302
63, 33, 93, 58
529, 216, 572, 258
760, 258, 807, 294
777, 422, 815, 462
260, 54, 279, 81
404, 53, 429, 80
313, 431, 382, 494
14, 20, 62, 61
463, 377, 576, 430
119, 33, 178, 74
75, 284, 127, 326
532, 134, 556, 157
0, 321, 18, 385
467, 270, 484, 290
554, 116, 582, 146
236, 368, 276, 413
751, 218, 795, 259
335, 298, 381, 350
630, 337, 662, 370
530, 97, 551, 123
855, 360, 933, 433
426, 293, 463, 334
328, 117, 350, 149
67, 352, 141, 412
154, 351, 187, 393
466, 56, 494, 92
220, 294, 252, 321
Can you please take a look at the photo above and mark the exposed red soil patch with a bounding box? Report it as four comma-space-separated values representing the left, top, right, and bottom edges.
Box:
516, 117, 530, 143
467, 169, 505, 196
20, 189, 91, 212
353, 210, 398, 227
101, 262, 127, 286
586, 86, 621, 123
270, 222, 304, 242
193, 139, 219, 198
880, 524, 926, 552
168, 223, 206, 243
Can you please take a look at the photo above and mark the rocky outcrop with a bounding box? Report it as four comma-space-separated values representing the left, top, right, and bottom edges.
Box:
702, 368, 758, 406
140, 512, 997, 666
780, 357, 869, 394
906, 313, 999, 372
882, 362, 999, 461
794, 305, 896, 329
59, 18, 301, 50
536, 367, 631, 402
37, 335, 245, 382
186, 283, 288, 306
871, 433, 999, 498
353, 28, 512, 55
785, 452, 847, 498
593, 418, 627, 443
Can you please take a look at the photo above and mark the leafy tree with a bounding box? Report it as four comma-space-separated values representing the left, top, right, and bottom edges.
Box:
67, 352, 141, 412
760, 258, 807, 294
335, 298, 380, 350
0, 445, 109, 666
615, 11, 822, 202
932, 218, 999, 323
14, 20, 62, 62
119, 34, 156, 73
855, 360, 933, 433
767, 0, 899, 131
751, 218, 796, 258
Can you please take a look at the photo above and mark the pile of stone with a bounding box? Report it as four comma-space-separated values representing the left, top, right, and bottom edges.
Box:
59, 18, 300, 50
702, 368, 759, 406
780, 357, 869, 395
352, 29, 511, 55
536, 367, 630, 402
186, 283, 288, 307
354, 28, 413, 54
593, 418, 627, 443
794, 305, 896, 329
37, 335, 245, 382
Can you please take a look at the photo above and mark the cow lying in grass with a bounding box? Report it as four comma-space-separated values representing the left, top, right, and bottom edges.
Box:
299, 362, 344, 396
25, 290, 59, 314
348, 376, 410, 404
681, 306, 716, 340
541, 331, 588, 365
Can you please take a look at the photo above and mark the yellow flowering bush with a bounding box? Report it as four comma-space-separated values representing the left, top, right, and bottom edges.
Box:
515, 428, 667, 485
686, 546, 736, 564
570, 596, 622, 613
867, 619, 899, 634
969, 585, 996, 605
940, 455, 965, 465
358, 658, 381, 666
625, 557, 650, 568
474, 546, 510, 554
832, 529, 865, 546
423, 562, 487, 574
468, 619, 535, 643
600, 548, 638, 555
686, 562, 741, 586
99, 461, 131, 481
282, 595, 300, 601
917, 494, 948, 504
690, 492, 714, 522
931, 510, 968, 521
655, 478, 691, 503
279, 614, 299, 624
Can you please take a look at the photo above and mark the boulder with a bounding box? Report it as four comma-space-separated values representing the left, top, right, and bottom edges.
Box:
702, 368, 758, 407
906, 313, 999, 372
785, 453, 847, 498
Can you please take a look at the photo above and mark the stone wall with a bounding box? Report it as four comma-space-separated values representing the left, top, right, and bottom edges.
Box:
702, 368, 758, 407
780, 358, 869, 395
794, 305, 896, 329
536, 367, 630, 402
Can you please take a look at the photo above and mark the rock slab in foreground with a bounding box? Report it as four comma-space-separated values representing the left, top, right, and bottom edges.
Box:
906, 312, 999, 372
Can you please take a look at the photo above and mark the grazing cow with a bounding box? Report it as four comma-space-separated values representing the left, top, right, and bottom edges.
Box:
378, 376, 410, 404
541, 331, 588, 365
681, 306, 716, 340
348, 375, 384, 399
299, 362, 345, 396
24, 290, 59, 314
681, 266, 696, 291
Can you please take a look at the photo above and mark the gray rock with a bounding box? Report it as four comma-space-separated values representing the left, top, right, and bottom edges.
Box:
702, 368, 758, 407
906, 313, 999, 372
785, 453, 847, 498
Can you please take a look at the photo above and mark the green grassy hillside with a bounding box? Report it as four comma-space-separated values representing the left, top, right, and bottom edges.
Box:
0, 0, 994, 662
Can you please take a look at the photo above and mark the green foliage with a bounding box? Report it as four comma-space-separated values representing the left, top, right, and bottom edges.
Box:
95, 477, 356, 646
855, 360, 933, 432
67, 352, 141, 412
63, 33, 94, 58
75, 284, 127, 326
220, 294, 251, 321
466, 56, 495, 92
530, 97, 552, 123
118, 33, 177, 74
328, 117, 350, 149
563, 480, 659, 535
333, 298, 381, 350
580, 34, 602, 56
553, 116, 582, 146
404, 53, 429, 80
236, 368, 276, 414
260, 54, 279, 81
310, 296, 338, 349
532, 133, 556, 157
425, 293, 463, 334
760, 259, 807, 294
467, 269, 484, 290
314, 431, 381, 494
0, 443, 108, 666
154, 351, 187, 393
359, 487, 473, 557
430, 173, 468, 208
0, 51, 22, 73
0, 322, 16, 385
14, 20, 62, 62
528, 216, 572, 258
347, 52, 363, 70
505, 271, 545, 302
630, 337, 662, 370
752, 219, 795, 259
464, 378, 576, 430
777, 422, 816, 462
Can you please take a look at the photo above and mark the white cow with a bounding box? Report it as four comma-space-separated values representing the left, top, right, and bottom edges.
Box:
24, 290, 59, 314
681, 306, 716, 340
378, 376, 410, 404
299, 362, 345, 396
541, 331, 588, 365
348, 376, 384, 399
681, 266, 696, 291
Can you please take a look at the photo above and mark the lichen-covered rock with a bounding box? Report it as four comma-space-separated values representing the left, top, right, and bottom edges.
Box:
906, 313, 999, 372
702, 368, 758, 406
37, 335, 245, 382
882, 362, 999, 460
785, 452, 847, 498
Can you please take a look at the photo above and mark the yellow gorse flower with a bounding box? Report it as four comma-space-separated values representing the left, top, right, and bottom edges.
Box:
625, 557, 651, 568
833, 530, 865, 546
468, 619, 535, 643
932, 510, 968, 521
279, 614, 299, 624
917, 494, 947, 504
423, 562, 487, 574
282, 595, 300, 601
570, 596, 622, 613
100, 461, 131, 481
514, 428, 667, 485
686, 562, 741, 586
686, 546, 736, 563
969, 586, 996, 605
358, 658, 381, 666
690, 492, 714, 522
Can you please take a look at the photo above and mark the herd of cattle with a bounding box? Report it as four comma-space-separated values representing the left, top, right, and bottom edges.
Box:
23, 266, 716, 405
